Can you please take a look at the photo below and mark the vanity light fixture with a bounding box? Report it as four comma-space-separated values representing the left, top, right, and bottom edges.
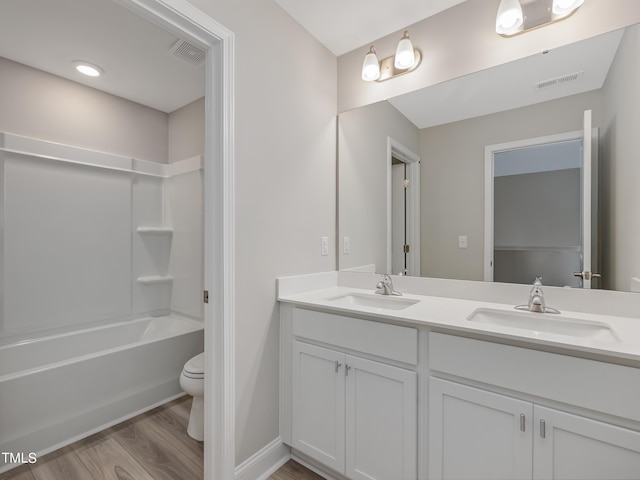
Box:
495, 0, 524, 35
361, 30, 421, 82
72, 60, 104, 77
496, 0, 585, 36
552, 0, 584, 17
361, 46, 381, 81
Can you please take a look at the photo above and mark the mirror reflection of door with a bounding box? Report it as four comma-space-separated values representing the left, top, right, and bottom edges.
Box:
392, 158, 408, 275
387, 137, 420, 276
493, 139, 583, 287
487, 111, 598, 288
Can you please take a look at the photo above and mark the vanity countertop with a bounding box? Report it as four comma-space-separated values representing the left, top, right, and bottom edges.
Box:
278, 285, 640, 364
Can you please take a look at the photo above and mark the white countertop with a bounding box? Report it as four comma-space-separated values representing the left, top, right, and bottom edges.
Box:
279, 284, 640, 364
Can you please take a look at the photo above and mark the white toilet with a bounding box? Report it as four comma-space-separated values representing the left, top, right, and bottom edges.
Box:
180, 352, 204, 441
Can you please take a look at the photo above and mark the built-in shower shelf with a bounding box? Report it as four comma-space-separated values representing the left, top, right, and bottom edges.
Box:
136, 227, 174, 235
137, 275, 174, 285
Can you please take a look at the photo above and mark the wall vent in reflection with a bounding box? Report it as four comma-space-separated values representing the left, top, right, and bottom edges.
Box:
535, 71, 584, 90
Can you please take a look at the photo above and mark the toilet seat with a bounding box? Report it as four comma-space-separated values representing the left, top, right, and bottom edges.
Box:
182, 352, 204, 379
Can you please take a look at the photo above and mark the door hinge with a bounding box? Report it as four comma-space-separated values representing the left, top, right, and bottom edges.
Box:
403, 179, 410, 189
203, 290, 209, 304
403, 244, 410, 253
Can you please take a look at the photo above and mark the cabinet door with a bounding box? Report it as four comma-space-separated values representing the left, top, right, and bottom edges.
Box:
292, 341, 345, 473
429, 378, 533, 480
534, 406, 640, 479
345, 355, 417, 480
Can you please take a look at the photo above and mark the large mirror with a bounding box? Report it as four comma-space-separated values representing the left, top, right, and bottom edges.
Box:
338, 24, 640, 293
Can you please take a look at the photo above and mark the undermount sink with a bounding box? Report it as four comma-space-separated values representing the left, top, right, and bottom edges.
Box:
467, 308, 620, 343
326, 293, 420, 311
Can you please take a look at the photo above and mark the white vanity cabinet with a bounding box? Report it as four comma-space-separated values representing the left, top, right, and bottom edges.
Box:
534, 406, 640, 479
285, 307, 418, 480
428, 333, 640, 480
428, 378, 533, 480
429, 378, 640, 480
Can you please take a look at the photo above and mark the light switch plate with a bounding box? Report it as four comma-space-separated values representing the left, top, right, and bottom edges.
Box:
321, 236, 329, 256
458, 235, 468, 249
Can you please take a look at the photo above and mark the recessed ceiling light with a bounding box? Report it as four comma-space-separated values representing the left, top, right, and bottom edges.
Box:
72, 60, 104, 77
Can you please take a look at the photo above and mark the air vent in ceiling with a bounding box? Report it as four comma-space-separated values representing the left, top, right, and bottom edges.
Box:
169, 39, 206, 67
535, 71, 584, 90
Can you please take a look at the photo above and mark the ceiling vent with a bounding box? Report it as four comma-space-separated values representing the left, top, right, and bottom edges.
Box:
535, 71, 584, 90
169, 39, 206, 67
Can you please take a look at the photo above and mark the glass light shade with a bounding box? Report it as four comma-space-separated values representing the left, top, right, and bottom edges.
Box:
496, 0, 524, 35
552, 0, 584, 16
394, 32, 415, 69
361, 47, 380, 81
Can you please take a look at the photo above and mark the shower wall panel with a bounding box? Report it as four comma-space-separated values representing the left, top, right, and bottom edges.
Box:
3, 153, 132, 332
0, 134, 206, 337
167, 163, 203, 319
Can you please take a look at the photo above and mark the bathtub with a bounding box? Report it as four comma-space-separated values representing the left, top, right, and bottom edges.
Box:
0, 315, 203, 472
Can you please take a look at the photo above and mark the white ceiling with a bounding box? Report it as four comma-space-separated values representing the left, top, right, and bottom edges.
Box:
0, 0, 626, 127
0, 0, 205, 113
273, 0, 466, 56
388, 28, 624, 129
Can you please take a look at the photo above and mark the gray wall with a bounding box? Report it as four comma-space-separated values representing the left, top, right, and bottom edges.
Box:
494, 169, 581, 249
602, 24, 640, 291
0, 57, 169, 162
338, 101, 419, 273
494, 168, 581, 287
419, 90, 602, 280
168, 97, 205, 163
187, 0, 337, 465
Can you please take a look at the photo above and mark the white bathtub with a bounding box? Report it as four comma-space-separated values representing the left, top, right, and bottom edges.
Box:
0, 315, 203, 472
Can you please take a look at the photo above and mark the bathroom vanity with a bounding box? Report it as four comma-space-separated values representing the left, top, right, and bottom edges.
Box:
278, 272, 640, 480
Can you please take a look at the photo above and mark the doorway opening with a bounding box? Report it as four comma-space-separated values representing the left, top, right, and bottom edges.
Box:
387, 137, 420, 276
116, 1, 235, 478
484, 112, 599, 289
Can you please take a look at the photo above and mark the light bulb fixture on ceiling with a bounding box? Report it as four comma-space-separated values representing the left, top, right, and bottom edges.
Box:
361, 30, 421, 82
496, 0, 585, 37
72, 60, 104, 77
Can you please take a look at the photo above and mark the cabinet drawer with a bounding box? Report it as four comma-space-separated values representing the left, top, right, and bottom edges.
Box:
293, 308, 418, 365
429, 332, 640, 422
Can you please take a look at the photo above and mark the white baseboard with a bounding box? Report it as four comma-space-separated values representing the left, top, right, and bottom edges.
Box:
235, 437, 290, 480
291, 452, 340, 480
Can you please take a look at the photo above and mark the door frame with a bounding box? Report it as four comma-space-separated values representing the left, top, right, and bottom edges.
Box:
484, 127, 598, 284
113, 1, 235, 478
387, 137, 420, 276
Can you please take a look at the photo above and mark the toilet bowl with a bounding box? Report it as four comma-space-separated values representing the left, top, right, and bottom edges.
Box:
179, 352, 204, 441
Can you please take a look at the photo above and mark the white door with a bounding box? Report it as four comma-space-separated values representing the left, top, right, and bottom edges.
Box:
577, 109, 601, 288
534, 406, 640, 480
429, 378, 533, 480
346, 355, 417, 480
292, 341, 345, 472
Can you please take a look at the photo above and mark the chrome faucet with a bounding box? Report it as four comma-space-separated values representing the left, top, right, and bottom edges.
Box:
528, 282, 546, 313
515, 277, 560, 314
375, 274, 402, 296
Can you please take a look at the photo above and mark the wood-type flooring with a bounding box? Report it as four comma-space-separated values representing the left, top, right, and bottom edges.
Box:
0, 396, 322, 480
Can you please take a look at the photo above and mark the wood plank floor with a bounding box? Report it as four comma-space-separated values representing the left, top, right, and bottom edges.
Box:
269, 460, 325, 480
0, 396, 321, 480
